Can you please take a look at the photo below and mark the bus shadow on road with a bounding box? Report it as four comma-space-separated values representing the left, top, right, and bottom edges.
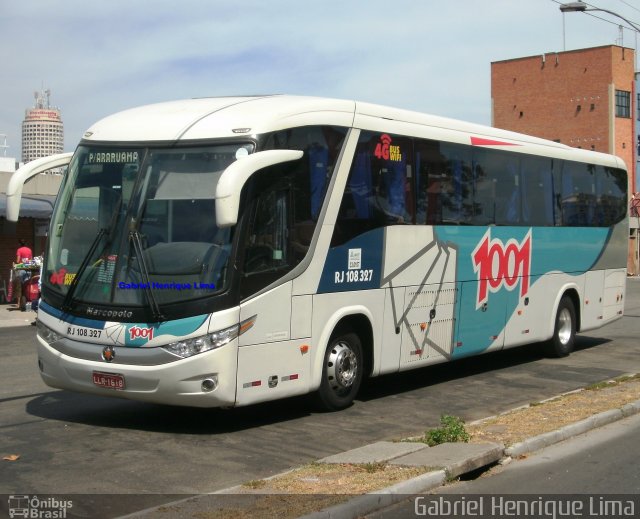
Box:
24, 389, 315, 434
357, 336, 612, 404
24, 336, 613, 434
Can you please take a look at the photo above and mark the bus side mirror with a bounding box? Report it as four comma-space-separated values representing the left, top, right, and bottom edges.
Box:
215, 149, 303, 227
6, 152, 73, 222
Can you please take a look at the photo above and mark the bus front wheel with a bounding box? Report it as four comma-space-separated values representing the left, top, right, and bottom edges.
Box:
316, 332, 363, 411
545, 296, 576, 358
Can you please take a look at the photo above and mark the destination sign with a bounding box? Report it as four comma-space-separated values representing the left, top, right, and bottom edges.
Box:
88, 151, 139, 164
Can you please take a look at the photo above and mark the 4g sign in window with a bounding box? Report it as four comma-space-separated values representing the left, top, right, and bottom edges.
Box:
374, 134, 403, 162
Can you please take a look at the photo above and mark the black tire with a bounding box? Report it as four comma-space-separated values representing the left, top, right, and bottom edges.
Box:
545, 296, 576, 357
315, 332, 363, 411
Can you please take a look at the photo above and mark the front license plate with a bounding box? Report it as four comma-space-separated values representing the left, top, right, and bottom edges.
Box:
92, 371, 125, 390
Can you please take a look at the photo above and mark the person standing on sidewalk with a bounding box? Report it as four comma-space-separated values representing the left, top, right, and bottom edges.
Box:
13, 239, 33, 311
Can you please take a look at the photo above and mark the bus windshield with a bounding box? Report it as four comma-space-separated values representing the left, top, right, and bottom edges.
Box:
45, 143, 254, 310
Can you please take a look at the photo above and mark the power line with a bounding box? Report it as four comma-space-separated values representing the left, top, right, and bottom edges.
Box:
581, 0, 640, 30
616, 0, 640, 16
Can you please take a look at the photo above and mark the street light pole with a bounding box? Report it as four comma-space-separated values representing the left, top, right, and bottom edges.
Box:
559, 2, 640, 33
560, 1, 640, 70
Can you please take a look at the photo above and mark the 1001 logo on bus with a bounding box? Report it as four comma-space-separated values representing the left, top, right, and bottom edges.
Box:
472, 230, 531, 309
129, 325, 154, 342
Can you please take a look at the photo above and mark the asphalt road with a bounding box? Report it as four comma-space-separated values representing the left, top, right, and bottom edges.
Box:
366, 413, 640, 518
1, 280, 639, 515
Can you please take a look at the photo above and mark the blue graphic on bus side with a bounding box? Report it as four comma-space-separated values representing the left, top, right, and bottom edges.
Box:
318, 225, 612, 357
39, 300, 209, 347
317, 228, 384, 293
434, 226, 612, 358
123, 315, 209, 346
39, 301, 106, 329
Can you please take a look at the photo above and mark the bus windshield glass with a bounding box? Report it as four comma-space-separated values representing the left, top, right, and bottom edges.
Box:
45, 143, 254, 308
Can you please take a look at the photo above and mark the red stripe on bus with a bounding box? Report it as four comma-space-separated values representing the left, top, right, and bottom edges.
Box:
471, 136, 520, 146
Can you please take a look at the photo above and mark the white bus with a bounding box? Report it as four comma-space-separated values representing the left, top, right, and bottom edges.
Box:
9, 95, 627, 410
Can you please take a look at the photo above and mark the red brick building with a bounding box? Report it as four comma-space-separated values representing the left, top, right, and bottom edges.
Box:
491, 45, 637, 274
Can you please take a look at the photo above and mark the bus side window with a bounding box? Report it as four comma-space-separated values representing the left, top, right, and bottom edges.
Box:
415, 138, 446, 225
332, 147, 374, 247
472, 149, 521, 226
520, 157, 555, 226
440, 143, 473, 224
496, 157, 521, 225
332, 132, 414, 246
243, 188, 288, 274
561, 161, 595, 226
597, 166, 627, 225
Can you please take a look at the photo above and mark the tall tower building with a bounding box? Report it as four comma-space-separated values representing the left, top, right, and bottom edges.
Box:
21, 88, 64, 165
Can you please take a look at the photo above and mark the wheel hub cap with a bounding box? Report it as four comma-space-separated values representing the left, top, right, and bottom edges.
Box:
558, 308, 572, 345
327, 342, 358, 389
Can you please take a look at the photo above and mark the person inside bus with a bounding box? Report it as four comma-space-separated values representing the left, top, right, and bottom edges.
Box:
13, 238, 33, 311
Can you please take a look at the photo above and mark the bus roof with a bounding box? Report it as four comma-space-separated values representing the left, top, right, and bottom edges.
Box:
81, 95, 625, 170
83, 95, 355, 142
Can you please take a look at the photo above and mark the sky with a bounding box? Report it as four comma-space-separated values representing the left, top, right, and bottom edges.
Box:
1, 0, 640, 160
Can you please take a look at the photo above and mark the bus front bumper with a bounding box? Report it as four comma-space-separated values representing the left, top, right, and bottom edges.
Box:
36, 335, 239, 408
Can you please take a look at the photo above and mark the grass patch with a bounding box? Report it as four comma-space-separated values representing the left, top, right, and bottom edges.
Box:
585, 381, 616, 391
585, 374, 640, 391
468, 374, 640, 446
237, 462, 426, 495
362, 461, 387, 473
242, 479, 267, 490
421, 415, 470, 446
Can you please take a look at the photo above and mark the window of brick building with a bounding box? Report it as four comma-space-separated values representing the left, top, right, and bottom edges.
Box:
615, 90, 630, 118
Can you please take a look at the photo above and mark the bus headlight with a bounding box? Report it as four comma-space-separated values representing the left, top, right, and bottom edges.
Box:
37, 321, 64, 345
163, 315, 256, 359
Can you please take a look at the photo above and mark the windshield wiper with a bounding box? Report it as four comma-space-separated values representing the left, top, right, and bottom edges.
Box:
129, 229, 165, 322
62, 228, 106, 312
61, 195, 125, 312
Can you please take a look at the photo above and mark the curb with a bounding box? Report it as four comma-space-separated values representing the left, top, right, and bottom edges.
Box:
119, 397, 640, 519
300, 397, 640, 519
505, 400, 640, 457
300, 471, 447, 519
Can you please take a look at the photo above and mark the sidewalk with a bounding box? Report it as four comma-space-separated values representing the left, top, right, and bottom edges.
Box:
124, 390, 640, 519
299, 400, 640, 519
0, 301, 37, 328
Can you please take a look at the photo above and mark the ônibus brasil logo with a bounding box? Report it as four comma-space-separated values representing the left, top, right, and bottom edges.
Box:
472, 229, 531, 309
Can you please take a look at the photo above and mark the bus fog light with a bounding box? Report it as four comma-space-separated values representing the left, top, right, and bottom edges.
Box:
201, 376, 218, 392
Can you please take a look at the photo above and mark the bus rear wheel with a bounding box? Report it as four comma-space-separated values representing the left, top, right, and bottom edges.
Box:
545, 296, 576, 358
316, 332, 363, 411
